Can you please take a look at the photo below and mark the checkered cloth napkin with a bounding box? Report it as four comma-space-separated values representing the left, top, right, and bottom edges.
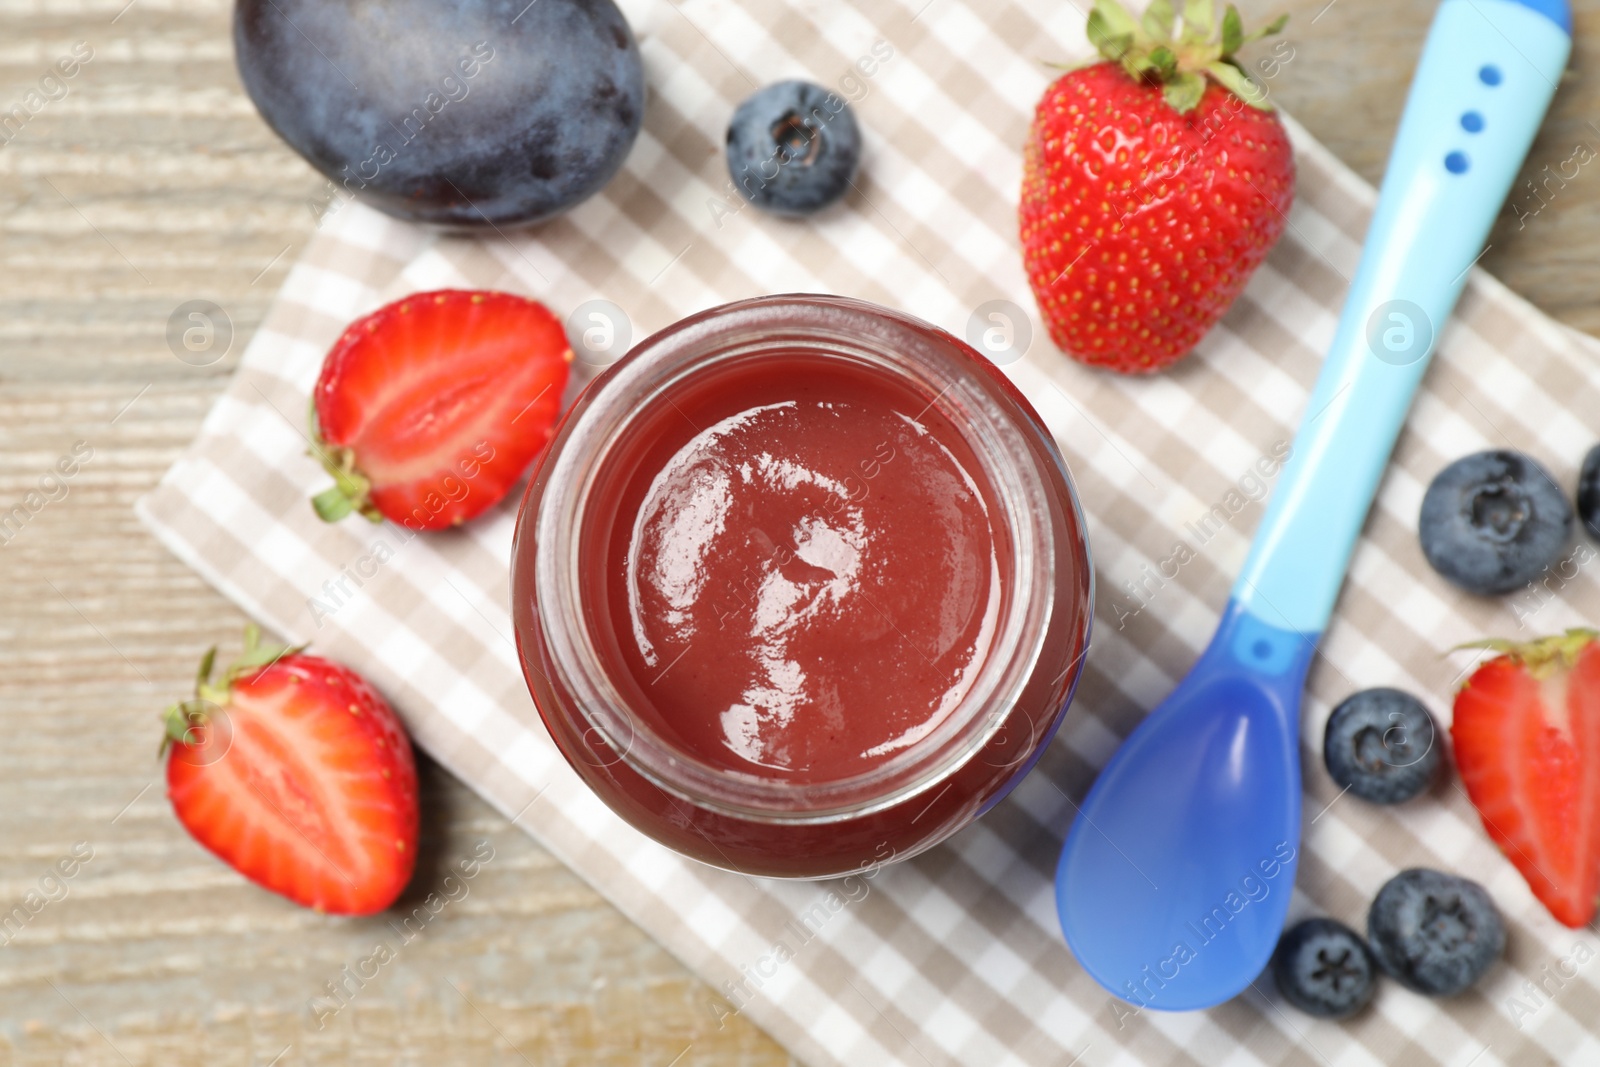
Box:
138, 0, 1600, 1062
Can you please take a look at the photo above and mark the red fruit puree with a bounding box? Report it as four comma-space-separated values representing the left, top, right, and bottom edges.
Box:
512, 295, 1091, 878
601, 355, 1004, 783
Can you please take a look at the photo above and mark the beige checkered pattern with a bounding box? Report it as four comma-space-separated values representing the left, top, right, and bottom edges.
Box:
138, 0, 1600, 1062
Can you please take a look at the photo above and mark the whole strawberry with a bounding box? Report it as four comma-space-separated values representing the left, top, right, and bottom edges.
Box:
162, 626, 419, 915
1020, 0, 1294, 373
1452, 629, 1600, 928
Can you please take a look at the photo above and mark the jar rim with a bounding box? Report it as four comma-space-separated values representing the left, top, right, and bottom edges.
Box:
528, 294, 1063, 824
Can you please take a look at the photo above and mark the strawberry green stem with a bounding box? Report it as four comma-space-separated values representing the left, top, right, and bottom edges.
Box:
308, 399, 383, 524
1454, 628, 1600, 679
159, 625, 303, 756
1086, 0, 1286, 113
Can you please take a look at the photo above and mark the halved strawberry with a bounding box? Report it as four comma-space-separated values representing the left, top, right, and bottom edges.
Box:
1452, 629, 1600, 928
162, 626, 419, 915
311, 289, 572, 531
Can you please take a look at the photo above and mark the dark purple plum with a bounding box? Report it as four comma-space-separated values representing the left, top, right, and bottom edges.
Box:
234, 0, 644, 228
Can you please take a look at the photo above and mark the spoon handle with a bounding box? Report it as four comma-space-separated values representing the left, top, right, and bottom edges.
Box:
1232, 0, 1569, 636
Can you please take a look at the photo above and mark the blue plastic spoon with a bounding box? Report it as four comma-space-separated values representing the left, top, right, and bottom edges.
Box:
1056, 0, 1570, 1012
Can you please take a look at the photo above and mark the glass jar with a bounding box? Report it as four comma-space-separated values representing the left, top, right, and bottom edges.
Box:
511, 294, 1092, 878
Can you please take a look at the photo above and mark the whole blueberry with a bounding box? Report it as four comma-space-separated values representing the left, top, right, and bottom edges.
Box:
235, 0, 644, 228
726, 81, 861, 216
1418, 449, 1572, 596
1577, 444, 1600, 542
1322, 688, 1440, 804
1367, 869, 1504, 996
1271, 918, 1378, 1019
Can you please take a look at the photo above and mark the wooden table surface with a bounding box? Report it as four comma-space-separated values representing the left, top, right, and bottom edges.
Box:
2, 0, 1596, 1063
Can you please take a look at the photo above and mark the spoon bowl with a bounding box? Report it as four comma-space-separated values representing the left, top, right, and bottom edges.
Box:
1057, 602, 1312, 1010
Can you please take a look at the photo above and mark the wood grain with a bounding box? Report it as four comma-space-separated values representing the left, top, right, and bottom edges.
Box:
1, 0, 1596, 1063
